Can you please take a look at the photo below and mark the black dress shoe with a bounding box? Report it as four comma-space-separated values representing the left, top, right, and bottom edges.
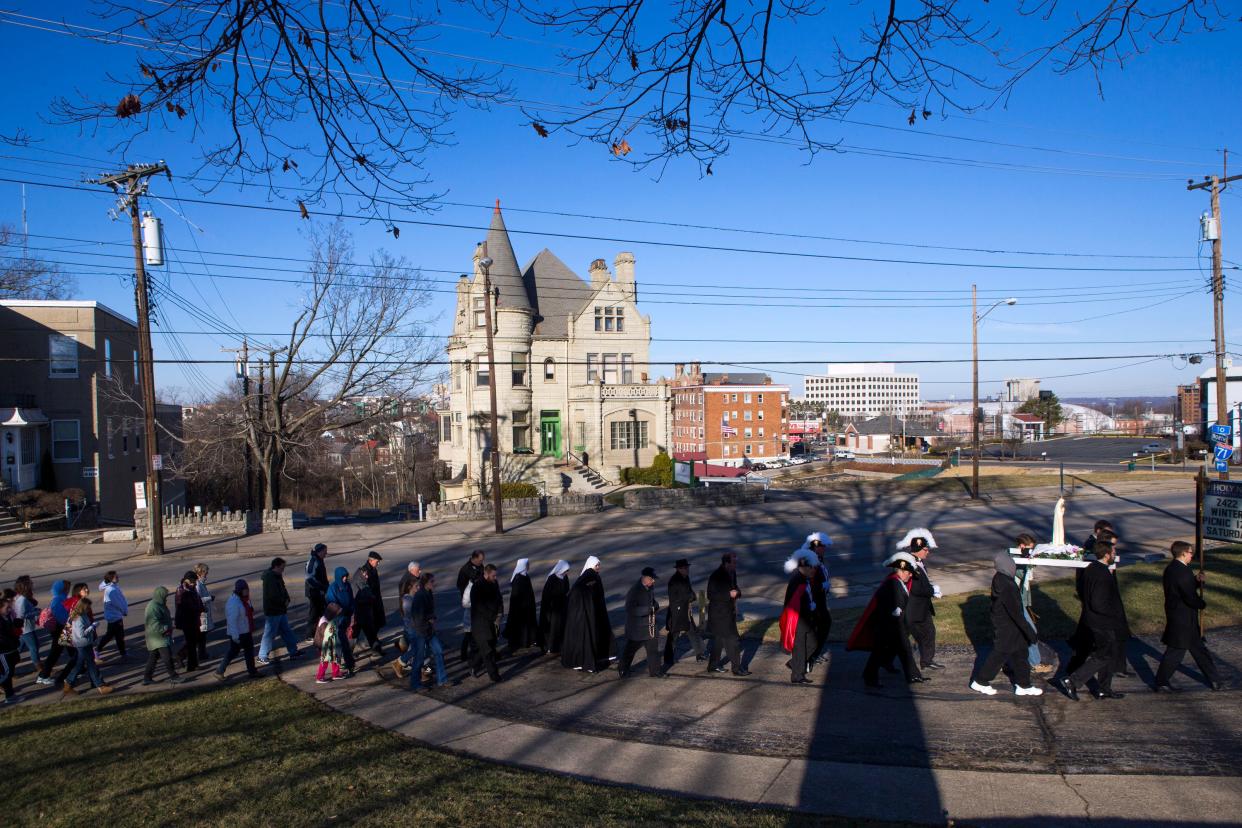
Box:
1153, 683, 1179, 693
650, 672, 668, 679
695, 654, 707, 662
732, 668, 750, 677
618, 670, 630, 679
1211, 681, 1225, 691
710, 665, 727, 673
791, 677, 810, 685
1114, 670, 1132, 679
924, 661, 946, 670
1091, 689, 1125, 700
908, 676, 930, 684
1055, 676, 1079, 701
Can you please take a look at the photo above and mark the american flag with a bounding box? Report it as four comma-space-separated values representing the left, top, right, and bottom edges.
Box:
721, 418, 737, 436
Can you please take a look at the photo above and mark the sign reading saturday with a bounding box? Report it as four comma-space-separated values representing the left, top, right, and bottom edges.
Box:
1203, 479, 1242, 542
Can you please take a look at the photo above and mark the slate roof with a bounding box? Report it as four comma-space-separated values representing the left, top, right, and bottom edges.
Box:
702, 372, 771, 386
850, 415, 939, 436
521, 248, 594, 338
484, 203, 531, 312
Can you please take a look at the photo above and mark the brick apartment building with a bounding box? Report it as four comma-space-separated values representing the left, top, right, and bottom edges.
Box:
671, 363, 789, 467
0, 300, 183, 523
1177, 382, 1201, 434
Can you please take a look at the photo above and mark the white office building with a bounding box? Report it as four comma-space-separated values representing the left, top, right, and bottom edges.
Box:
803, 363, 920, 418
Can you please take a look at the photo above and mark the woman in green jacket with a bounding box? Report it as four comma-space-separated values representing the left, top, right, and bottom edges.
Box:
143, 586, 183, 685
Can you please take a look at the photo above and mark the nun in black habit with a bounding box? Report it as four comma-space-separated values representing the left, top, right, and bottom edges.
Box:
502, 558, 540, 652
560, 556, 614, 672
538, 560, 571, 654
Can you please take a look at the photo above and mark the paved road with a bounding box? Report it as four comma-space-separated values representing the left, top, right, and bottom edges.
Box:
978, 435, 1177, 464
0, 478, 1196, 639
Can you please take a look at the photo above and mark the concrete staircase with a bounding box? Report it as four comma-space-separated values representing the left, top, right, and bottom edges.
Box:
572, 464, 609, 491
0, 505, 24, 538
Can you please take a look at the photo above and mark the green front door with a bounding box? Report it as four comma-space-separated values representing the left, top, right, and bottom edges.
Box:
539, 411, 561, 457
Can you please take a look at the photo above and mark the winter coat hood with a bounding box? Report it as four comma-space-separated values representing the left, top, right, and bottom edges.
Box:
993, 551, 1017, 579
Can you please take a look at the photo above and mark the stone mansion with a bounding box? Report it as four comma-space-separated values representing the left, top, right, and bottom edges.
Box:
436, 204, 671, 500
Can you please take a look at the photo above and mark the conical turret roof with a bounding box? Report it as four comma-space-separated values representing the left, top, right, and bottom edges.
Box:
483, 201, 531, 311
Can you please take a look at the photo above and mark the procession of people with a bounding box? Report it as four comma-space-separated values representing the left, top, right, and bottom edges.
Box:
0, 514, 1229, 705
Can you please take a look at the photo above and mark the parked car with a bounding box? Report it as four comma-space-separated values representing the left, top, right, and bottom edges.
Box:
750, 462, 768, 471
1141, 442, 1165, 452
833, 449, 856, 460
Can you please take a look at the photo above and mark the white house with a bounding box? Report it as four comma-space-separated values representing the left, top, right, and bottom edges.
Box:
437, 204, 671, 500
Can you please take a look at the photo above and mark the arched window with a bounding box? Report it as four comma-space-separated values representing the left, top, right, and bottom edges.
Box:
543, 358, 555, 381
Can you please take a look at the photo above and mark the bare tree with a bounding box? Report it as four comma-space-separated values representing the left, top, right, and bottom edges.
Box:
243, 221, 436, 509
0, 225, 75, 299
55, 1, 505, 218
47, 1, 1228, 198
499, 0, 1228, 168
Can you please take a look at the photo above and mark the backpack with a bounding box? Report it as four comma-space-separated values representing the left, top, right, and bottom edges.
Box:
38, 607, 57, 632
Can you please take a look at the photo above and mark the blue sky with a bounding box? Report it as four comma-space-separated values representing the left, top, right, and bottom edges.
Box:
0, 3, 1237, 403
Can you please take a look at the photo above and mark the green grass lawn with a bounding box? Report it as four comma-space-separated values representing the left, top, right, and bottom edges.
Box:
2, 679, 908, 828
742, 546, 1242, 646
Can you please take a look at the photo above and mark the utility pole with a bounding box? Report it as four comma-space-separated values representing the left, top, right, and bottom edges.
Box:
479, 243, 504, 533
221, 340, 253, 510
971, 285, 981, 499
1188, 157, 1242, 480
89, 162, 170, 555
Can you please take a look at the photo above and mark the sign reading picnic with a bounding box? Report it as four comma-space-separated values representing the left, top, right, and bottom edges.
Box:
1202, 479, 1242, 542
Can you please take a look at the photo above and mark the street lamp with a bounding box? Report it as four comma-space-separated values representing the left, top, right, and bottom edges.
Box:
972, 288, 1017, 499
478, 250, 504, 534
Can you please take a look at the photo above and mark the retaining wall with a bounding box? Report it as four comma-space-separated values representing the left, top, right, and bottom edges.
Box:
622, 484, 766, 511
427, 494, 604, 522
134, 508, 294, 540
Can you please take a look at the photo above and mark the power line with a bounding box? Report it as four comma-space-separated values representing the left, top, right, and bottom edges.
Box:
0, 150, 1207, 260
1, 176, 1226, 273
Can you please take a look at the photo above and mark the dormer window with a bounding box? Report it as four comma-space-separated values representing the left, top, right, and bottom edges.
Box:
594, 306, 624, 332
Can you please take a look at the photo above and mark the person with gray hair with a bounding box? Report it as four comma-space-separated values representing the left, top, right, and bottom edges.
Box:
398, 562, 422, 621
970, 551, 1043, 696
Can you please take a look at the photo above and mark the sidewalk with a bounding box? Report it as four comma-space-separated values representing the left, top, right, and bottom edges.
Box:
278, 630, 1242, 826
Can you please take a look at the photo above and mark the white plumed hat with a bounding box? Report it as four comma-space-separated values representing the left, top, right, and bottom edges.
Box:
896, 528, 937, 550
883, 550, 920, 568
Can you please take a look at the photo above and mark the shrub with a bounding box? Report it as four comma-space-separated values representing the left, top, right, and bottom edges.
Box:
499, 482, 539, 499
620, 451, 674, 487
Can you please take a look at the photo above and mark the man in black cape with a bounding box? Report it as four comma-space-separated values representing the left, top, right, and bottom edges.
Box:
352, 563, 383, 654
469, 564, 504, 682
1154, 541, 1222, 691
457, 550, 485, 663
538, 560, 571, 654
706, 552, 749, 676
1057, 538, 1127, 700
848, 553, 926, 688
303, 543, 329, 642
561, 556, 614, 672
663, 558, 704, 668
502, 558, 540, 652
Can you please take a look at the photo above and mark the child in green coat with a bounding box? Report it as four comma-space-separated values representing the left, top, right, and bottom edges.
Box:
143, 586, 183, 685
314, 603, 346, 684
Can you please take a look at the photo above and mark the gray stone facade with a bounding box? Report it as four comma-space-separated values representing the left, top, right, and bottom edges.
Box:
621, 485, 766, 511
427, 494, 604, 522
134, 507, 293, 540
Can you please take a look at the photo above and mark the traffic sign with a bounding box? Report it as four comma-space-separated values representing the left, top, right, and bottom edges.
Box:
1217, 459, 1230, 473
1209, 423, 1233, 443
1215, 444, 1234, 462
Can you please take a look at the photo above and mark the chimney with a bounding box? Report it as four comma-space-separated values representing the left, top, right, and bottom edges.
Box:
614, 252, 636, 301
589, 258, 609, 288
674, 362, 684, 379
690, 361, 701, 378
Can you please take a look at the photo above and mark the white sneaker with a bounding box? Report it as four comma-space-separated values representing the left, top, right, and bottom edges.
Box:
1014, 685, 1044, 696
35, 677, 54, 686
970, 680, 998, 696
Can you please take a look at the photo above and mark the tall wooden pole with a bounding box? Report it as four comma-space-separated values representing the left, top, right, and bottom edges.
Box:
1195, 467, 1206, 636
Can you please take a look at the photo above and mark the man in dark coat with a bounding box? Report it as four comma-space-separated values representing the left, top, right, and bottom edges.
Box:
1154, 541, 1222, 691
502, 559, 540, 652
538, 560, 570, 654
780, 557, 819, 684
1057, 539, 1127, 700
303, 543, 329, 642
457, 550, 485, 663
359, 552, 386, 649
469, 564, 504, 682
258, 558, 300, 663
351, 564, 383, 654
663, 558, 704, 668
905, 538, 942, 670
619, 567, 664, 678
561, 556, 614, 672
706, 553, 749, 676
970, 551, 1042, 695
